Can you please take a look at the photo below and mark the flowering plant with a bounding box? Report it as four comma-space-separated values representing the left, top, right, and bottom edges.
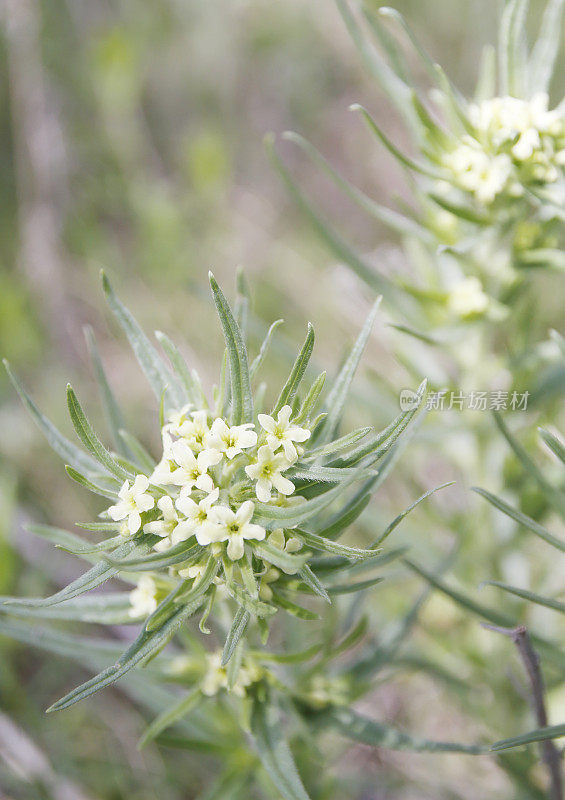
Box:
1, 273, 435, 753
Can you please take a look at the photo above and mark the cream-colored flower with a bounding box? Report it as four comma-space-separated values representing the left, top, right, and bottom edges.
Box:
150, 430, 176, 486
175, 487, 219, 544
129, 575, 158, 618
107, 475, 155, 535
443, 142, 512, 203
200, 651, 256, 697
170, 441, 221, 493
178, 410, 212, 453
144, 495, 195, 551
244, 445, 295, 503
258, 405, 310, 461
205, 418, 257, 459
206, 500, 266, 560
447, 277, 490, 318
163, 403, 194, 436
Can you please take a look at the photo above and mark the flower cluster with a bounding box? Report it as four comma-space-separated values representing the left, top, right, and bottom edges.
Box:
105, 403, 312, 611
441, 93, 564, 206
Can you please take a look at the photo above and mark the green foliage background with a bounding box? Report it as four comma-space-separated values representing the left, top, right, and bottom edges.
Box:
0, 1, 563, 799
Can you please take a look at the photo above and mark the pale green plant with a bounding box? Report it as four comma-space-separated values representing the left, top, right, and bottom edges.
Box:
1, 272, 504, 799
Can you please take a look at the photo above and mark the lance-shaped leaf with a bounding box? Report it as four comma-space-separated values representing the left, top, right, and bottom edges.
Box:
298, 565, 330, 603
316, 706, 486, 754
316, 300, 380, 443
84, 326, 131, 458
4, 360, 100, 477
3, 540, 140, 608
294, 529, 380, 561
491, 723, 565, 752
481, 581, 565, 614
313, 492, 370, 539
102, 272, 183, 411
294, 371, 326, 424
66, 385, 129, 481
254, 542, 310, 575
251, 697, 312, 800
529, 0, 565, 94
139, 687, 202, 749
265, 135, 395, 298
272, 323, 314, 415
155, 330, 197, 405
222, 606, 250, 666
65, 465, 119, 500
105, 541, 204, 571
499, 0, 529, 97
209, 273, 253, 425
0, 593, 135, 625
371, 481, 454, 547
254, 470, 364, 528
272, 593, 319, 620
47, 597, 205, 712
250, 319, 284, 380
473, 487, 565, 553
118, 430, 156, 474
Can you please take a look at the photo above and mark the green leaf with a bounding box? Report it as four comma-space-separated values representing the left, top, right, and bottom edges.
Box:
254, 542, 310, 575
250, 319, 284, 380
499, 0, 529, 97
4, 360, 100, 477
313, 492, 371, 539
272, 323, 315, 415
491, 724, 565, 752
283, 130, 431, 236
66, 385, 129, 481
155, 330, 197, 405
318, 707, 485, 754
105, 541, 202, 570
209, 273, 253, 425
318, 300, 380, 442
223, 578, 277, 619
371, 482, 454, 547
349, 105, 439, 178
272, 593, 319, 620
304, 427, 372, 461
26, 524, 103, 561
101, 272, 183, 410
538, 427, 565, 465
294, 372, 326, 425
3, 540, 139, 608
265, 135, 395, 298
47, 598, 204, 712
326, 576, 384, 595
298, 565, 330, 603
473, 487, 565, 553
294, 530, 380, 561
0, 593, 134, 625
139, 688, 202, 749
529, 0, 565, 94
290, 464, 373, 484
222, 606, 250, 666
254, 471, 364, 528
65, 465, 119, 500
84, 326, 131, 458
481, 581, 565, 613
251, 697, 311, 800
118, 430, 156, 474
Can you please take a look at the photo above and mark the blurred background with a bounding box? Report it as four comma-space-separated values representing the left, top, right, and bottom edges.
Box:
0, 1, 563, 798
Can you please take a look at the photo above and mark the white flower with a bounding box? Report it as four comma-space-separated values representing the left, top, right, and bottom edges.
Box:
164, 403, 194, 436
107, 475, 155, 535
447, 277, 489, 318
144, 495, 195, 551
200, 651, 255, 697
443, 142, 512, 203
175, 487, 220, 545
206, 500, 266, 560
205, 417, 257, 459
258, 405, 310, 461
150, 430, 176, 485
129, 575, 158, 618
245, 444, 295, 503
170, 440, 221, 493
178, 410, 211, 452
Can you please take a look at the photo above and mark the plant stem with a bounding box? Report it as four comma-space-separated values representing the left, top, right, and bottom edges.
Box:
483, 623, 563, 800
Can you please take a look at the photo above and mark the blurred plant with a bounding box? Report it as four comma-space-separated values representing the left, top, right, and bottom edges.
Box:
272, 0, 565, 397
1, 273, 497, 798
